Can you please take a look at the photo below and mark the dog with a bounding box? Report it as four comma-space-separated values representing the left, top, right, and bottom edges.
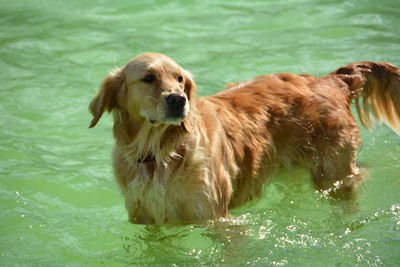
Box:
89, 53, 400, 224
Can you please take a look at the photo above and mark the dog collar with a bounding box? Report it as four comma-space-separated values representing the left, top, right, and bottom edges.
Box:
138, 155, 156, 164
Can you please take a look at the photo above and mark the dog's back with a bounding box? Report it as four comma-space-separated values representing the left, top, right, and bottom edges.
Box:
202, 63, 400, 204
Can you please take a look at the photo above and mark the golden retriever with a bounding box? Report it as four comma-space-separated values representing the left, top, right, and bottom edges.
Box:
89, 53, 400, 224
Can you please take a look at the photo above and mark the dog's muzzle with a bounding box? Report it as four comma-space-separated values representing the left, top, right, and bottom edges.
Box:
165, 93, 187, 119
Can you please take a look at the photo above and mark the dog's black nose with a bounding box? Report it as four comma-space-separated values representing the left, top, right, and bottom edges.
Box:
166, 94, 186, 109
166, 94, 186, 119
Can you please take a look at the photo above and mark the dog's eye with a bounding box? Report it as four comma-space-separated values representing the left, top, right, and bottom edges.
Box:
177, 76, 183, 83
142, 74, 156, 83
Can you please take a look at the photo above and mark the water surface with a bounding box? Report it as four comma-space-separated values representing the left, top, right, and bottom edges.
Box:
1, 0, 399, 266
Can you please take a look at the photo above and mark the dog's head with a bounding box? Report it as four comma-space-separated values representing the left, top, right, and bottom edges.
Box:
89, 53, 195, 131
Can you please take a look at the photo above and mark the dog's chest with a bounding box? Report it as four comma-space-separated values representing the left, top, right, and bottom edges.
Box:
124, 160, 214, 224
125, 164, 186, 223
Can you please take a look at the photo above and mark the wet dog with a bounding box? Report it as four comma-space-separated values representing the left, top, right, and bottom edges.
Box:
89, 53, 400, 224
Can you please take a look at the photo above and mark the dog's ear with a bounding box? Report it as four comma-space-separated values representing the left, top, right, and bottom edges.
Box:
181, 70, 196, 134
88, 69, 124, 128
181, 119, 192, 134
183, 70, 196, 102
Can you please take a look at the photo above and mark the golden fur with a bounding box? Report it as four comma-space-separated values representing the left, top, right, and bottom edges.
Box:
89, 53, 400, 224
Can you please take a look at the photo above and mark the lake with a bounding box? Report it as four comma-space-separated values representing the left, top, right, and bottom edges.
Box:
0, 0, 399, 265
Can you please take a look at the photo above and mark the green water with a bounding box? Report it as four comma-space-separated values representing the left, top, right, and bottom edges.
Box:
1, 0, 399, 266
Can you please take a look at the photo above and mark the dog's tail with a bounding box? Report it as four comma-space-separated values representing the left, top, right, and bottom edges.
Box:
331, 62, 400, 134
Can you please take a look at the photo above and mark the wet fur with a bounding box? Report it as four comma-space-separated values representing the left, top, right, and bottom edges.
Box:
89, 53, 400, 224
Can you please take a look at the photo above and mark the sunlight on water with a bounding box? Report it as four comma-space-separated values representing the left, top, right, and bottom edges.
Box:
1, 0, 400, 265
